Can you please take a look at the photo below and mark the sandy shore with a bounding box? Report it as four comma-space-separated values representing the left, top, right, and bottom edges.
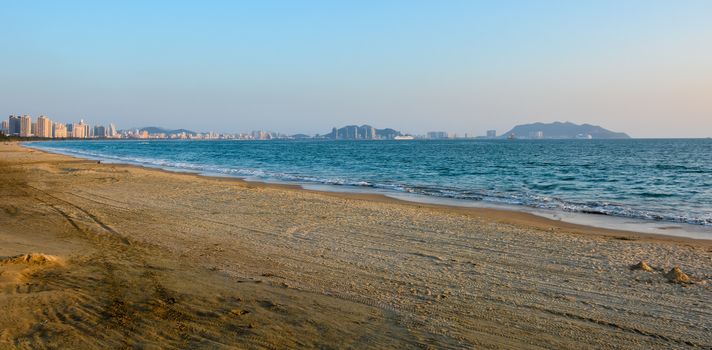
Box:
1, 142, 710, 349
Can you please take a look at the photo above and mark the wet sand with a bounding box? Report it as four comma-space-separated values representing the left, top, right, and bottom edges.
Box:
1, 142, 710, 349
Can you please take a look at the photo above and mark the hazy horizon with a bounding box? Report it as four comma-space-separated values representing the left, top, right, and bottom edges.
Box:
2, 1, 711, 138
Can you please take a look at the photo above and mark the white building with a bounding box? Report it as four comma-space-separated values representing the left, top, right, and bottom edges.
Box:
36, 115, 53, 138
53, 123, 68, 138
73, 120, 90, 138
108, 123, 117, 138
20, 115, 32, 137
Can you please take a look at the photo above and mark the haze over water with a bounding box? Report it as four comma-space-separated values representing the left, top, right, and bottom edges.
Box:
30, 139, 712, 229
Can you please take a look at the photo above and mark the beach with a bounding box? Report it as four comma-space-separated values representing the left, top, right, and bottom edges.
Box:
1, 142, 710, 349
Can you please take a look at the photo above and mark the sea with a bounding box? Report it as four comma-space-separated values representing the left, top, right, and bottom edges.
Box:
26, 139, 712, 239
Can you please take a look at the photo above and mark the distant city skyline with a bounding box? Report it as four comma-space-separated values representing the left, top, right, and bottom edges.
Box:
0, 114, 627, 140
0, 112, 701, 140
1, 1, 711, 137
1, 114, 119, 139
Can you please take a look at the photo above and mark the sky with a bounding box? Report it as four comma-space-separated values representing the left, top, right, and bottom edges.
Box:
1, 0, 711, 137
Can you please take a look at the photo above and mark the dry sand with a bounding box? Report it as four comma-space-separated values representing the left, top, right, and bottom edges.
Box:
0, 142, 710, 349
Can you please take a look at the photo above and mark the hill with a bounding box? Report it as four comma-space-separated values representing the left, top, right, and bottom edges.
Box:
501, 122, 630, 139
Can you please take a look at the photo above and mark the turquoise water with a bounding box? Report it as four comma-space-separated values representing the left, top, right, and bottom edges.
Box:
28, 139, 712, 227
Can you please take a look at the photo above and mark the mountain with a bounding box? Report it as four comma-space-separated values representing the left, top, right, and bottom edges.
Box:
327, 125, 402, 140
500, 122, 630, 139
139, 127, 197, 135
290, 133, 313, 139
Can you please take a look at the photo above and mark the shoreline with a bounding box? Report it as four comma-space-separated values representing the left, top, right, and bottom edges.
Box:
22, 141, 712, 244
2, 141, 711, 348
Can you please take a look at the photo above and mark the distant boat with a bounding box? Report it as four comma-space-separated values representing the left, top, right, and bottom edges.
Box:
394, 135, 415, 140
507, 133, 516, 140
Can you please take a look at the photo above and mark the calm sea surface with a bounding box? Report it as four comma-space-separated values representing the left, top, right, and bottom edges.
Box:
28, 139, 712, 227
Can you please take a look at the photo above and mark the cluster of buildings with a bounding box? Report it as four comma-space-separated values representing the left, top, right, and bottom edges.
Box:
0, 114, 294, 140
329, 125, 379, 139
118, 130, 289, 140
1, 114, 118, 139
423, 131, 477, 139
326, 125, 482, 140
426, 131, 449, 139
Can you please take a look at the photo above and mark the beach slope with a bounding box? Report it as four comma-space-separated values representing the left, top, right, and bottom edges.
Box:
0, 142, 710, 349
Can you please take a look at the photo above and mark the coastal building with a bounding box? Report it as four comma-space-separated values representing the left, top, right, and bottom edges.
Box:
20, 115, 32, 137
94, 125, 106, 138
83, 121, 91, 138
36, 115, 53, 138
71, 124, 84, 138
486, 130, 497, 138
72, 120, 89, 138
427, 131, 448, 139
251, 130, 272, 140
53, 122, 67, 138
329, 125, 380, 140
528, 131, 544, 139
345, 125, 358, 139
361, 125, 377, 139
108, 123, 117, 138
9, 115, 21, 136
1, 120, 8, 135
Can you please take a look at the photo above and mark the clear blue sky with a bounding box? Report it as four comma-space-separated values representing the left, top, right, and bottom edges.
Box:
1, 0, 711, 137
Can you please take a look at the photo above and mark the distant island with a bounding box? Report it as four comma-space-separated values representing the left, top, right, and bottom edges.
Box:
499, 122, 630, 139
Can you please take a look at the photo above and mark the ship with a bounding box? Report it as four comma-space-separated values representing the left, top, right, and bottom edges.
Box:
394, 135, 415, 140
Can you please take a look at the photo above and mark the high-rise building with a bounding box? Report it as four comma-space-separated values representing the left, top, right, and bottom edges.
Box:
1, 120, 8, 135
427, 131, 448, 139
36, 115, 53, 138
72, 120, 89, 138
108, 123, 117, 138
9, 115, 21, 135
486, 130, 497, 138
345, 125, 358, 139
53, 122, 67, 138
20, 115, 32, 137
251, 130, 271, 140
94, 125, 106, 138
358, 125, 377, 139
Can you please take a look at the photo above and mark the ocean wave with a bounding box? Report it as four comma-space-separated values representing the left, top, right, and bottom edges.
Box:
26, 142, 712, 228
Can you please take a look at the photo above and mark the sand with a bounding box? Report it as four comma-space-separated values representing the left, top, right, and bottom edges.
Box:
0, 142, 710, 349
